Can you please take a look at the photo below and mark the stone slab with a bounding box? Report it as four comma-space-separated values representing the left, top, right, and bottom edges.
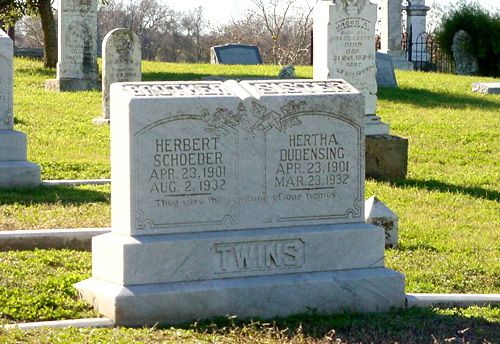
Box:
313, 0, 378, 115
406, 293, 500, 308
365, 196, 398, 248
472, 82, 500, 94
376, 52, 398, 88
3, 318, 115, 330
110, 80, 365, 236
92, 223, 385, 286
210, 44, 263, 65
45, 78, 100, 92
0, 161, 41, 188
0, 228, 110, 251
75, 267, 405, 326
365, 114, 390, 136
0, 130, 27, 160
365, 134, 407, 180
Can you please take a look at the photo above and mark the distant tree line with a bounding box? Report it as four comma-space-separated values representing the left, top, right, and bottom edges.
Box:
5, 0, 314, 66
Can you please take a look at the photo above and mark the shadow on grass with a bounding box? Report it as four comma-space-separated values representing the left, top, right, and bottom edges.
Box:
389, 178, 500, 202
14, 67, 55, 78
142, 71, 277, 82
378, 87, 500, 110
0, 185, 109, 206
182, 307, 500, 343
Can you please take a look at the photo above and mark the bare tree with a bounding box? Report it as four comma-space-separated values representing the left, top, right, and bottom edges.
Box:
249, 0, 315, 65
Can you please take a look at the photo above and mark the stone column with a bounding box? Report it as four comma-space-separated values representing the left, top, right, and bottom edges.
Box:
93, 28, 141, 125
45, 0, 100, 92
0, 30, 41, 187
406, 0, 430, 62
378, 0, 413, 70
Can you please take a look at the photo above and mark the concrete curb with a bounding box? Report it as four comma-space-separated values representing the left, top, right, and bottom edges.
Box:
41, 179, 111, 186
3, 318, 115, 330
2, 294, 499, 330
0, 228, 110, 251
406, 293, 500, 308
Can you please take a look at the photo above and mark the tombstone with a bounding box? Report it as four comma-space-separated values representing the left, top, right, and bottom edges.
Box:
472, 82, 500, 94
405, 0, 430, 63
45, 0, 100, 92
210, 44, 263, 65
313, 0, 389, 136
452, 30, 478, 76
314, 1, 409, 180
378, 0, 413, 70
93, 28, 141, 125
376, 52, 398, 88
365, 196, 398, 248
75, 79, 405, 326
0, 30, 41, 187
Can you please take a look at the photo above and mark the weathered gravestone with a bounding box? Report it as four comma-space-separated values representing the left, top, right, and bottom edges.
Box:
0, 30, 41, 187
376, 52, 398, 88
313, 0, 389, 135
93, 28, 141, 125
210, 44, 263, 65
313, 0, 408, 180
452, 30, 478, 76
75, 79, 405, 326
45, 0, 100, 92
472, 82, 500, 94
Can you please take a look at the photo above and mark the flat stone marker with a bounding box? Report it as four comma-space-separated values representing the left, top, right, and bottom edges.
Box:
45, 0, 100, 92
210, 44, 263, 65
93, 28, 141, 125
313, 0, 390, 135
76, 79, 405, 326
376, 52, 398, 88
472, 82, 500, 94
0, 30, 40, 187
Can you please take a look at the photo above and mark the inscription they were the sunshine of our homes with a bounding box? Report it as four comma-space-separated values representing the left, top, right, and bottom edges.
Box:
140, 113, 361, 229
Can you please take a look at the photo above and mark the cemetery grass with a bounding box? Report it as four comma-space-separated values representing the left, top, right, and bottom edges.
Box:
0, 59, 498, 342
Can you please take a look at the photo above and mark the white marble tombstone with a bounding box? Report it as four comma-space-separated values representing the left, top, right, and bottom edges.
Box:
93, 28, 141, 125
378, 0, 413, 70
0, 30, 41, 187
75, 79, 405, 326
313, 0, 390, 135
45, 0, 100, 92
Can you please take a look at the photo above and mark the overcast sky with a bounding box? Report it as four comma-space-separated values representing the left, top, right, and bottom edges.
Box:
165, 0, 500, 27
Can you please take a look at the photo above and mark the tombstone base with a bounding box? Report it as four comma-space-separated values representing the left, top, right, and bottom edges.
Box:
365, 114, 390, 136
391, 58, 413, 71
45, 78, 100, 92
0, 130, 28, 160
0, 161, 41, 188
92, 116, 110, 125
365, 135, 408, 181
76, 267, 405, 326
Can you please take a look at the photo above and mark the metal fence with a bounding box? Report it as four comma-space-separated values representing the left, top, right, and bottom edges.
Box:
406, 30, 455, 73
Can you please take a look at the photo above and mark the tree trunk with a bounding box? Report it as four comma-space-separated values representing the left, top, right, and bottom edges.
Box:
38, 0, 57, 68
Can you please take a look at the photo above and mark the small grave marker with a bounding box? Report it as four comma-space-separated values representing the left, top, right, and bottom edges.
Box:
210, 44, 263, 65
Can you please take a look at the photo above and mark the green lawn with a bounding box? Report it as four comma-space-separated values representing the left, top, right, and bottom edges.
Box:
0, 59, 498, 342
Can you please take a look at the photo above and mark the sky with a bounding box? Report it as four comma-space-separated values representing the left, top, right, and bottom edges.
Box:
165, 0, 500, 26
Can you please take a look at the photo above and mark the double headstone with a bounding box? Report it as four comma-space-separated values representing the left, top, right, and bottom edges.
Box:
0, 30, 40, 187
93, 28, 141, 125
76, 79, 405, 326
45, 0, 100, 92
